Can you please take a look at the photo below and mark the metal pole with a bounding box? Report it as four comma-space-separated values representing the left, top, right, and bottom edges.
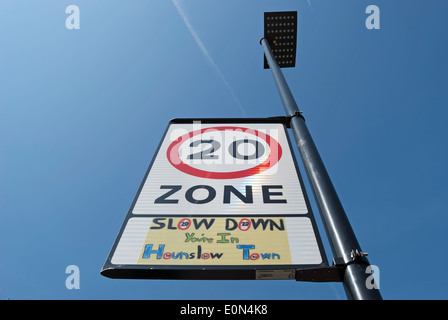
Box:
260, 38, 382, 300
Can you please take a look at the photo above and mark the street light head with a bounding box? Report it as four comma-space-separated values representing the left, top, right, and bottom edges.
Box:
263, 11, 298, 69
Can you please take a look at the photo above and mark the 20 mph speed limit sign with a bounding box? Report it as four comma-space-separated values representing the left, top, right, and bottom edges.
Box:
101, 118, 328, 280
133, 119, 309, 215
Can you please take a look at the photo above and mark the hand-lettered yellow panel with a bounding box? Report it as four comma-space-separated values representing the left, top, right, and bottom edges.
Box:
137, 217, 292, 265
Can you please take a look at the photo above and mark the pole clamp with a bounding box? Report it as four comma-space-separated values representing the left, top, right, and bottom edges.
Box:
351, 249, 369, 260
284, 111, 305, 128
267, 112, 305, 128
332, 249, 370, 268
295, 250, 370, 282
290, 110, 305, 121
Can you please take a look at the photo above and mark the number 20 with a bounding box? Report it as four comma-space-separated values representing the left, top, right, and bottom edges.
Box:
187, 139, 265, 160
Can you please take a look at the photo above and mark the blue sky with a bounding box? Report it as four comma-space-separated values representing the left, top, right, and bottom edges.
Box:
1, 0, 447, 300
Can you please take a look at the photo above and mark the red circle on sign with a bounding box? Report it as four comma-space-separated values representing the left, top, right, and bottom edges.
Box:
201, 253, 210, 260
250, 253, 260, 260
163, 253, 171, 259
177, 218, 191, 230
166, 126, 282, 179
238, 218, 251, 231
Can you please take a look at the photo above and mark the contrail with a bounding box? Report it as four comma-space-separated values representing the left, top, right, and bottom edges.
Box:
172, 0, 246, 116
307, 0, 314, 10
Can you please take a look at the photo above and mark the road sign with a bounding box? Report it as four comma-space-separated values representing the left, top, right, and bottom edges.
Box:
101, 118, 328, 280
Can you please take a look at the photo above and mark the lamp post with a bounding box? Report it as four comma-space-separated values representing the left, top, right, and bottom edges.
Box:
261, 11, 382, 300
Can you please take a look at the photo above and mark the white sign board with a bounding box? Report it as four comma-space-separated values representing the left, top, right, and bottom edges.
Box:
132, 121, 308, 215
101, 119, 327, 280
